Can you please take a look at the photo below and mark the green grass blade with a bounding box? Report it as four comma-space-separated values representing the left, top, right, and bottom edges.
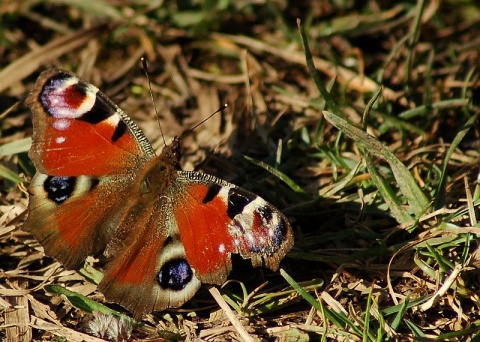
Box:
323, 110, 429, 217
363, 285, 373, 342
281, 269, 362, 337
364, 153, 413, 225
47, 0, 122, 19
404, 319, 426, 338
0, 138, 31, 156
46, 284, 128, 318
398, 99, 469, 120
297, 20, 342, 117
244, 155, 307, 195
0, 164, 24, 184
390, 296, 409, 331
433, 113, 478, 209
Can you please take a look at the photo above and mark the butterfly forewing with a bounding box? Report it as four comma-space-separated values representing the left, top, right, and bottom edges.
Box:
26, 69, 154, 176
172, 172, 293, 284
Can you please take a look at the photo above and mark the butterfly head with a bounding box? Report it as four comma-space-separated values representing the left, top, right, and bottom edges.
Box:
160, 136, 182, 170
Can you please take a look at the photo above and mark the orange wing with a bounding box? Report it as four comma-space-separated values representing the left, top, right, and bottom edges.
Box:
172, 172, 294, 284
26, 69, 154, 176
99, 188, 201, 320
24, 173, 132, 269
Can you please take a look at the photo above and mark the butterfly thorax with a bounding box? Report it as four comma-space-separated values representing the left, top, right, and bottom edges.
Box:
131, 136, 182, 196
137, 157, 178, 198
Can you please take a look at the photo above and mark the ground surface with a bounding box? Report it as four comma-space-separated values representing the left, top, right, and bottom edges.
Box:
1, 1, 480, 341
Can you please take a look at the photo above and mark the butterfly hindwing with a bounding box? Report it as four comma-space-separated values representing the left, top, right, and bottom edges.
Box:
24, 173, 133, 268
98, 200, 201, 319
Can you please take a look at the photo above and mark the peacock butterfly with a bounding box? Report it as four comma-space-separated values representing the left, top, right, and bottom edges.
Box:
23, 69, 293, 319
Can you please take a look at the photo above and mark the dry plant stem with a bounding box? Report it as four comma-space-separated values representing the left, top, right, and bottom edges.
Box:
419, 264, 463, 311
30, 316, 105, 342
212, 33, 399, 101
0, 24, 110, 93
387, 237, 428, 306
4, 281, 31, 342
208, 286, 255, 342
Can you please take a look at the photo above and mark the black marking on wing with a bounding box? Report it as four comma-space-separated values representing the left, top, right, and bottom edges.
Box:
43, 176, 76, 204
111, 119, 128, 142
257, 205, 273, 224
79, 95, 113, 124
227, 188, 256, 219
202, 183, 222, 204
157, 259, 193, 291
90, 178, 100, 191
271, 215, 289, 250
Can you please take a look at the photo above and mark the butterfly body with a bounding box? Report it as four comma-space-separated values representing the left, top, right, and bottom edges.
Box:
24, 69, 293, 318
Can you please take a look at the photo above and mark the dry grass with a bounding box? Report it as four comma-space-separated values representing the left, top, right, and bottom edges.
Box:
2, 1, 480, 341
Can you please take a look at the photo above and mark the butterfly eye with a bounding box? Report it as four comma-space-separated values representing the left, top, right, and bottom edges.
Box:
140, 179, 151, 194
157, 259, 193, 291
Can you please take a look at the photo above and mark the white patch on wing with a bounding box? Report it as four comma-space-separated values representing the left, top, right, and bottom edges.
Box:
52, 119, 70, 131
226, 195, 287, 254
104, 113, 120, 128
47, 77, 96, 119
62, 77, 79, 89
75, 83, 97, 116
245, 197, 268, 215
218, 187, 230, 205
55, 136, 66, 144
218, 243, 226, 254
238, 198, 267, 228
56, 108, 74, 117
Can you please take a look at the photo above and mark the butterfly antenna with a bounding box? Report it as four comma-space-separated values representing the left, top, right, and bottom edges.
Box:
181, 104, 229, 139
141, 57, 167, 146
